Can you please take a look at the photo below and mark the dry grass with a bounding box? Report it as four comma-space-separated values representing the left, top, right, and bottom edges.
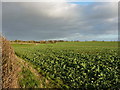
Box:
1, 36, 57, 88
2, 36, 21, 88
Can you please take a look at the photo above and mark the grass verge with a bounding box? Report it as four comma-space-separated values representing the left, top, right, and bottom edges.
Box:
18, 67, 40, 88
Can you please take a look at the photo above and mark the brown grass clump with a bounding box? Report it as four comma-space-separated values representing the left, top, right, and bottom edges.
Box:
1, 36, 20, 88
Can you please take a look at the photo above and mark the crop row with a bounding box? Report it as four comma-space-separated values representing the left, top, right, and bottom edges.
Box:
13, 44, 120, 89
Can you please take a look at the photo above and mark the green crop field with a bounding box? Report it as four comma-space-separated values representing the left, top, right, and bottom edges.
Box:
12, 41, 120, 89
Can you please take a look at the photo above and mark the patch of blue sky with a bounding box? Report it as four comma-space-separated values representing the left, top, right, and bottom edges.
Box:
98, 34, 118, 39
68, 2, 94, 5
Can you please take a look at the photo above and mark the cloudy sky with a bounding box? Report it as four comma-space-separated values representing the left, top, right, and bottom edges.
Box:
2, 2, 118, 41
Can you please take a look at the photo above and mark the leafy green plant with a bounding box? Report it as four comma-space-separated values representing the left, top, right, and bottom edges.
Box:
13, 41, 120, 89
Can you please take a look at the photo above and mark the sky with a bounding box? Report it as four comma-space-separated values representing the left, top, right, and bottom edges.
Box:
2, 2, 118, 41
0, 2, 1, 33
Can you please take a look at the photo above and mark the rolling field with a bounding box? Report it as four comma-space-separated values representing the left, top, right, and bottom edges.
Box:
12, 41, 120, 89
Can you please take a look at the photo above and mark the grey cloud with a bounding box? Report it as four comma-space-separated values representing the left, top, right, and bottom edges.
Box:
2, 2, 118, 41
0, 2, 2, 32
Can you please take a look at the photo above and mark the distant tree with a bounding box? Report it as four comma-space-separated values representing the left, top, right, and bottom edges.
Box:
58, 40, 64, 42
92, 40, 97, 42
14, 40, 22, 42
40, 40, 46, 44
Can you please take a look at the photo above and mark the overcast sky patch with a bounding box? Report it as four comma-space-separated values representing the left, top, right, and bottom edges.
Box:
2, 2, 118, 41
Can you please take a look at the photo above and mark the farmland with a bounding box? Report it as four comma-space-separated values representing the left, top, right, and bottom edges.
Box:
12, 41, 120, 89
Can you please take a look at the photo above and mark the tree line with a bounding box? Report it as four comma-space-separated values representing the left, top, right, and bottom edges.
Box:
10, 40, 66, 44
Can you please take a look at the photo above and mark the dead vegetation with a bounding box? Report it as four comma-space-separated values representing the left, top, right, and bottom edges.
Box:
1, 36, 53, 88
2, 36, 21, 88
